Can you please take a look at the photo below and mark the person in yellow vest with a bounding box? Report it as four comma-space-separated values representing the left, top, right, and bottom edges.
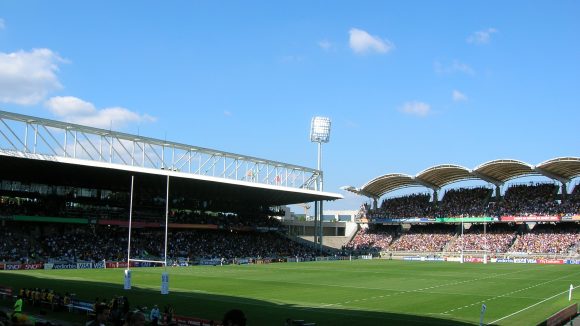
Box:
34, 290, 41, 306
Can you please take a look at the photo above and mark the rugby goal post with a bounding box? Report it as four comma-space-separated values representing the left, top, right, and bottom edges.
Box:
125, 175, 171, 295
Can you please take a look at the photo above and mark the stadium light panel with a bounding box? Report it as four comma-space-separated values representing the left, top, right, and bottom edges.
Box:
310, 116, 331, 143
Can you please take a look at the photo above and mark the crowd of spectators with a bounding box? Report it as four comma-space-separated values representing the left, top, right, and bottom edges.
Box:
166, 229, 317, 260
344, 222, 580, 255
0, 195, 283, 229
490, 183, 560, 217
168, 210, 283, 229
510, 224, 580, 254
445, 224, 516, 253
0, 224, 318, 263
369, 182, 578, 219
344, 225, 398, 253
373, 193, 432, 218
3, 182, 580, 262
559, 185, 580, 217
437, 187, 492, 218
389, 225, 456, 252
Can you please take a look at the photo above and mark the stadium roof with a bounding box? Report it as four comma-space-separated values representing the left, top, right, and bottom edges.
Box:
0, 110, 342, 206
345, 157, 580, 199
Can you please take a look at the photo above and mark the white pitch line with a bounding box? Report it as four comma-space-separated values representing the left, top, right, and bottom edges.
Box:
440, 271, 580, 315
488, 285, 577, 325
324, 266, 537, 309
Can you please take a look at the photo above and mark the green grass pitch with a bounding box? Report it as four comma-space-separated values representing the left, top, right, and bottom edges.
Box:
1, 260, 579, 325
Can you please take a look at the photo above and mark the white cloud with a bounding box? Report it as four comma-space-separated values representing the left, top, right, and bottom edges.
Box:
45, 96, 95, 116
452, 90, 468, 102
467, 28, 498, 45
224, 110, 232, 117
349, 28, 394, 54
399, 101, 431, 117
0, 48, 65, 105
0, 19, 5, 30
45, 96, 156, 129
318, 40, 333, 51
434, 60, 475, 75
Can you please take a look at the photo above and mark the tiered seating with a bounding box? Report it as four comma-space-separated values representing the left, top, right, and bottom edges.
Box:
511, 224, 580, 254
344, 225, 397, 252
389, 225, 455, 252
446, 224, 516, 253
437, 187, 491, 217
374, 193, 432, 218
491, 183, 559, 216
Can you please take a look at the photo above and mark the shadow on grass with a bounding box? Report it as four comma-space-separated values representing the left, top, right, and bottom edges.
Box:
0, 271, 477, 326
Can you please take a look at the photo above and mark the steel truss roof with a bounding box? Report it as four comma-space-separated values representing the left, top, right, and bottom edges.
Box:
0, 110, 342, 203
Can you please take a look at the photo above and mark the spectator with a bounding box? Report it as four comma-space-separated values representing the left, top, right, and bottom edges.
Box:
149, 305, 160, 326
511, 224, 580, 254
124, 311, 145, 326
344, 226, 397, 253
222, 309, 246, 326
447, 224, 516, 253
389, 225, 455, 252
86, 303, 110, 326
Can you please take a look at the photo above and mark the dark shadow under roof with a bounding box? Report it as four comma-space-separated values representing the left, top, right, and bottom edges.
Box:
0, 155, 342, 206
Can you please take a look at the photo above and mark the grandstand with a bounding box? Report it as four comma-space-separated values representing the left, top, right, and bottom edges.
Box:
343, 161, 580, 261
2, 109, 580, 325
1, 110, 579, 263
0, 110, 347, 265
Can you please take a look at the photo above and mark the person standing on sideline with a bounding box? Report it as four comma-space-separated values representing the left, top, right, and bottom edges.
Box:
13, 295, 23, 315
11, 294, 34, 324
149, 305, 160, 326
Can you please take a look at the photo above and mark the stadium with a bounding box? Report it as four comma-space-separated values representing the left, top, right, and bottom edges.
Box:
0, 109, 579, 326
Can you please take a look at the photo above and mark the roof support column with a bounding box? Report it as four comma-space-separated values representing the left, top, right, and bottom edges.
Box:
432, 190, 438, 204
561, 182, 568, 199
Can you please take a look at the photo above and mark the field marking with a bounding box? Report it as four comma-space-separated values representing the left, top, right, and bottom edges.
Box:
488, 284, 578, 325
441, 278, 561, 314
178, 264, 543, 297
8, 263, 578, 326
439, 271, 580, 317
320, 267, 539, 309
31, 278, 453, 325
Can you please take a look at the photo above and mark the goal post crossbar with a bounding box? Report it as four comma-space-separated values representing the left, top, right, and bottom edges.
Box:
128, 259, 166, 264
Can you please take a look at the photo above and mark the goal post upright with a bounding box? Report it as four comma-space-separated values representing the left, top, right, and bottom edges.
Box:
164, 175, 170, 270
161, 175, 170, 295
124, 175, 135, 290
127, 175, 135, 268
483, 221, 488, 264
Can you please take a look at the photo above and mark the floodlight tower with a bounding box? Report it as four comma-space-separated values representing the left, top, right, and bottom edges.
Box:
310, 117, 331, 252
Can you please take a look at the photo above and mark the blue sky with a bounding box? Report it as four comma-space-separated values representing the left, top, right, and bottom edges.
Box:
0, 1, 579, 211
